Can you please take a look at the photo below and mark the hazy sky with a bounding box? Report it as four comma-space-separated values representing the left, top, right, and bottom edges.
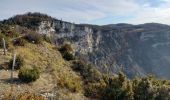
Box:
1, 0, 170, 25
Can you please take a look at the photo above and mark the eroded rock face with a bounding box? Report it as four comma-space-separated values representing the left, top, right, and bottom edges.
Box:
37, 21, 170, 79
37, 21, 95, 54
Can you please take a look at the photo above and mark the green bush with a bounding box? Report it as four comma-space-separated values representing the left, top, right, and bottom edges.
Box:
72, 60, 86, 71
72, 60, 89, 78
72, 60, 101, 82
13, 38, 27, 46
65, 79, 82, 92
62, 52, 75, 61
155, 86, 170, 100
9, 55, 24, 70
133, 77, 155, 100
59, 44, 75, 61
18, 67, 40, 83
101, 73, 134, 100
71, 60, 106, 98
85, 81, 106, 98
59, 44, 73, 54
24, 33, 43, 44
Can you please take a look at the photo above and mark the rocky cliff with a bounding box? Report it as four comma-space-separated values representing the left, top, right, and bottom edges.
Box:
35, 19, 170, 79
3, 13, 170, 79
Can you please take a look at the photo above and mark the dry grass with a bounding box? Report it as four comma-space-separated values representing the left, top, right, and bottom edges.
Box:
0, 41, 85, 99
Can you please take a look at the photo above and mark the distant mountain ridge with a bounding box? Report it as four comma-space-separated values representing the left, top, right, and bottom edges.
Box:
2, 12, 170, 79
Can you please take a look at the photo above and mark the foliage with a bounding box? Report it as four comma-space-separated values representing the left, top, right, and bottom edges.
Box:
98, 74, 170, 100
57, 73, 82, 92
18, 67, 40, 83
62, 52, 75, 61
71, 61, 170, 100
133, 77, 155, 100
0, 23, 19, 38
2, 12, 53, 30
2, 92, 45, 100
72, 60, 102, 82
24, 33, 43, 44
59, 78, 82, 92
13, 38, 27, 46
101, 72, 134, 100
59, 44, 75, 61
17, 92, 45, 100
6, 31, 20, 38
0, 24, 10, 34
8, 55, 24, 70
84, 81, 106, 98
155, 86, 170, 100
0, 33, 9, 49
59, 44, 73, 54
72, 60, 104, 98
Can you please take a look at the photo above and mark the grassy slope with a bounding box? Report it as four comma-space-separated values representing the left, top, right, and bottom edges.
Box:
0, 41, 86, 99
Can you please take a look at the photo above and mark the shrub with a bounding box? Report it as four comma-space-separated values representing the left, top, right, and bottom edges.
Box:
101, 73, 128, 100
18, 67, 40, 83
59, 44, 75, 61
6, 31, 19, 38
62, 52, 75, 61
72, 60, 91, 79
65, 79, 82, 92
0, 33, 9, 49
17, 92, 45, 100
85, 81, 106, 98
59, 44, 73, 54
72, 60, 101, 82
24, 33, 43, 44
57, 74, 82, 92
13, 38, 27, 46
155, 86, 170, 100
71, 60, 106, 98
2, 92, 45, 100
9, 55, 24, 70
133, 77, 155, 100
72, 60, 86, 72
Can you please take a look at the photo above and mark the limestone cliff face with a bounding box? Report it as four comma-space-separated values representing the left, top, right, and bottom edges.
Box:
4, 13, 170, 78
37, 21, 95, 54
37, 21, 170, 79
36, 21, 143, 78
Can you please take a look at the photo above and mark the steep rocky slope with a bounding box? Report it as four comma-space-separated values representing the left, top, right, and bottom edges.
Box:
36, 20, 170, 79
2, 12, 170, 79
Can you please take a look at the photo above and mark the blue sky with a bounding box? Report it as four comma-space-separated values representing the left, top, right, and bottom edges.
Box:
0, 0, 170, 25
